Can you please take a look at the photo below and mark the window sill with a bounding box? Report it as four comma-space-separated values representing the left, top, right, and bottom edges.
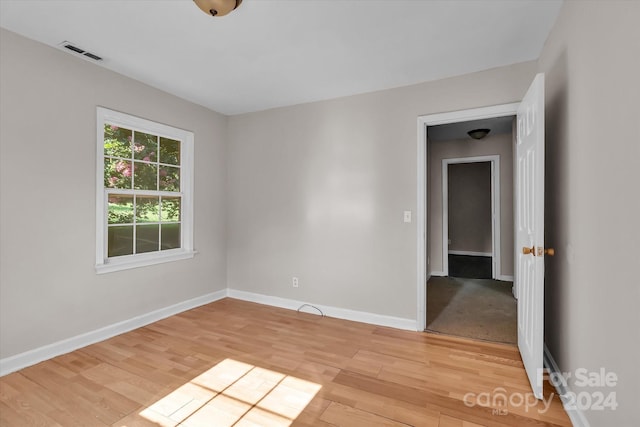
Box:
95, 250, 196, 274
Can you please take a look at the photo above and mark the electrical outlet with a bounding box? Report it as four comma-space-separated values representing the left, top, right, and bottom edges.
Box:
292, 277, 299, 288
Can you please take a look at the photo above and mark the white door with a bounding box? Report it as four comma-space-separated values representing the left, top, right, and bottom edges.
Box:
516, 73, 546, 399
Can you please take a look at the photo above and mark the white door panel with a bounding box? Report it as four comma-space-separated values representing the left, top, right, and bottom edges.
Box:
516, 73, 545, 399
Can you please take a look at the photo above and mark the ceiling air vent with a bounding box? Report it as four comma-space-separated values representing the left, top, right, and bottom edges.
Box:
58, 41, 103, 62
82, 52, 103, 61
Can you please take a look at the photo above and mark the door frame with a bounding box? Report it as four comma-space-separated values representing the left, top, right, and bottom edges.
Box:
442, 155, 500, 279
416, 102, 519, 331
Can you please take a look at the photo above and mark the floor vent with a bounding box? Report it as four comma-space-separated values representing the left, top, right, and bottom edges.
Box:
58, 41, 103, 62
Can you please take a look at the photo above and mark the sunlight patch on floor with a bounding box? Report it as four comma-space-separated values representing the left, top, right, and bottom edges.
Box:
139, 358, 322, 427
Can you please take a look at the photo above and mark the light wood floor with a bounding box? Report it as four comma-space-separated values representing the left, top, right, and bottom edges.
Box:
0, 298, 570, 427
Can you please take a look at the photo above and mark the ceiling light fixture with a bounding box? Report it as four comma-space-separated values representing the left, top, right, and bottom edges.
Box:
467, 128, 491, 140
193, 0, 243, 17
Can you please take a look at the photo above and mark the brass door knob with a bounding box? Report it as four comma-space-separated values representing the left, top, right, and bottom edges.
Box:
522, 246, 554, 256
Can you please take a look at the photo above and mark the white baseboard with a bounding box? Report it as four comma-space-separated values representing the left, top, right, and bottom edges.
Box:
0, 290, 227, 377
544, 344, 590, 427
227, 289, 417, 331
448, 250, 492, 257
429, 271, 512, 282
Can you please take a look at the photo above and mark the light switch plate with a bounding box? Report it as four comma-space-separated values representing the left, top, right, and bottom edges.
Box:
403, 211, 412, 223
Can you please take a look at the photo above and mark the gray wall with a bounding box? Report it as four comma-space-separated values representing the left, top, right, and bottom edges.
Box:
448, 162, 492, 254
0, 30, 228, 359
429, 133, 514, 277
227, 64, 535, 320
538, 1, 640, 425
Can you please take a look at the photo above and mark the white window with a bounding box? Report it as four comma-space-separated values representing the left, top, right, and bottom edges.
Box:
95, 107, 194, 274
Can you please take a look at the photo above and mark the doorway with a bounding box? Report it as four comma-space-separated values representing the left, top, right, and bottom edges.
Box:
423, 123, 517, 344
415, 103, 519, 332
442, 157, 499, 280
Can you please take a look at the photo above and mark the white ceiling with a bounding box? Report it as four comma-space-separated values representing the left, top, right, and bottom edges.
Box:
0, 0, 562, 115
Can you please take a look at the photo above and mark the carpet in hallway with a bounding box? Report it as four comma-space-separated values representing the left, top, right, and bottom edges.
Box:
426, 276, 517, 344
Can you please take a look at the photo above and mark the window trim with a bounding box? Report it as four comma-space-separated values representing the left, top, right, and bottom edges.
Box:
95, 107, 195, 274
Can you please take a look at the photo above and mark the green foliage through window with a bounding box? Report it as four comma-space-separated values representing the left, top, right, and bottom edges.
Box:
103, 123, 183, 257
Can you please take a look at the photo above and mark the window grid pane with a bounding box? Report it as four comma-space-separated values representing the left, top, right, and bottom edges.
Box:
136, 224, 160, 254
161, 223, 181, 250
133, 162, 158, 191
108, 226, 133, 257
104, 159, 132, 189
136, 196, 160, 223
105, 195, 183, 258
108, 195, 134, 224
104, 125, 132, 158
161, 196, 181, 222
133, 131, 158, 162
104, 122, 183, 259
159, 137, 181, 166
